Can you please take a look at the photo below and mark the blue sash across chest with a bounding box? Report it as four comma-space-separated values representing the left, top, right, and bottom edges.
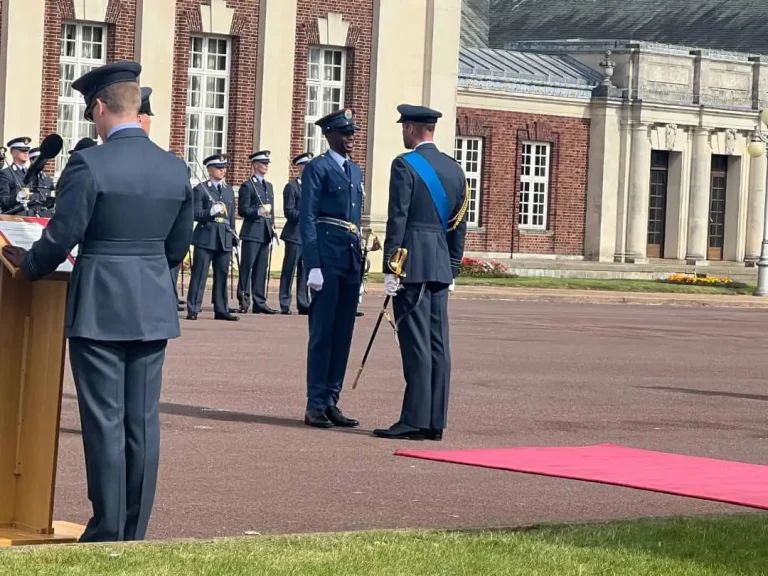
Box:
401, 151, 450, 232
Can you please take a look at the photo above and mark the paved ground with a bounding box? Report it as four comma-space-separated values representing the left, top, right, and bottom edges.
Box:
52, 292, 768, 540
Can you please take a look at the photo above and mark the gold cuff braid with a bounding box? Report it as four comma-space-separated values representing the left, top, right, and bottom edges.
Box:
447, 181, 470, 232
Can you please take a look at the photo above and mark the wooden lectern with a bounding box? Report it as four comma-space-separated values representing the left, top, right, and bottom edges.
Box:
0, 215, 84, 545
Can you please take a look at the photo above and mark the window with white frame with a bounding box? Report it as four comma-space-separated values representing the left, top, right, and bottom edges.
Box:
57, 22, 106, 175
519, 142, 551, 230
185, 35, 231, 182
454, 137, 483, 227
304, 47, 346, 156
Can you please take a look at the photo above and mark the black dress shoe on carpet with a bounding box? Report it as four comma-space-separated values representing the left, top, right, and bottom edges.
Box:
356, 311, 364, 317
253, 305, 278, 315
281, 309, 292, 315
304, 409, 333, 428
186, 312, 198, 320
214, 312, 239, 321
325, 406, 359, 428
298, 309, 309, 316
373, 423, 425, 440
228, 307, 238, 314
425, 429, 443, 441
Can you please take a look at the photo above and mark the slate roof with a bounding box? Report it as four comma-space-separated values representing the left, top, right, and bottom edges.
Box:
459, 47, 603, 99
483, 0, 768, 55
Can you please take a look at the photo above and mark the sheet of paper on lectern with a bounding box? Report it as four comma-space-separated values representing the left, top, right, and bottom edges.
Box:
0, 218, 75, 273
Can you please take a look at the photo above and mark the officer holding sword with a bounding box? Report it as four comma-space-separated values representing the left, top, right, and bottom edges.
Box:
186, 153, 239, 321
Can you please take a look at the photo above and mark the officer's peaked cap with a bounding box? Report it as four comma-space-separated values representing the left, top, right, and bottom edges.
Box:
315, 108, 358, 134
204, 154, 229, 168
249, 150, 271, 163
7, 136, 31, 151
293, 152, 314, 165
396, 104, 443, 124
72, 61, 142, 121
139, 86, 154, 116
69, 137, 98, 154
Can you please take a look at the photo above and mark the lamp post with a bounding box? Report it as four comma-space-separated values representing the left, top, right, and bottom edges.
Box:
746, 109, 768, 296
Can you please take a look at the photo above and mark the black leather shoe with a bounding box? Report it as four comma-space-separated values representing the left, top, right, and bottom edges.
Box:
373, 422, 425, 440
178, 299, 186, 306
228, 307, 238, 314
298, 309, 309, 316
425, 429, 443, 441
304, 409, 333, 428
356, 311, 364, 317
177, 304, 185, 312
281, 309, 292, 315
214, 312, 239, 321
325, 406, 359, 428
186, 312, 198, 321
253, 305, 278, 315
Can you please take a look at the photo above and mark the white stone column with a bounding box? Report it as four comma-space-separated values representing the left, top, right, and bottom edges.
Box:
685, 128, 712, 264
625, 123, 651, 263
745, 153, 767, 265
252, 0, 298, 272
0, 0, 45, 143
135, 0, 176, 150
584, 102, 620, 262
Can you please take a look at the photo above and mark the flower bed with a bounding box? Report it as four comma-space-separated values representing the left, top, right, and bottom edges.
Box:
460, 257, 513, 278
661, 273, 745, 289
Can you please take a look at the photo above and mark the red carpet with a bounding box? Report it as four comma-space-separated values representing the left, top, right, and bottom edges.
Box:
395, 443, 768, 509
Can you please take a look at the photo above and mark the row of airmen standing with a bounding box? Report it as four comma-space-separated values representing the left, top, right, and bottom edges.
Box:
183, 150, 314, 322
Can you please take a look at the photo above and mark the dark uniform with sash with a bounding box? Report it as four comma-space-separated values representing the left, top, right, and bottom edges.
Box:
374, 105, 468, 441
237, 150, 277, 314
186, 154, 238, 321
8, 62, 194, 542
278, 152, 312, 314
300, 108, 363, 428
0, 136, 31, 213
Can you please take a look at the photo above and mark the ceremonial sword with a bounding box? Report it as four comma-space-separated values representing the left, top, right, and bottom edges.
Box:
351, 247, 408, 390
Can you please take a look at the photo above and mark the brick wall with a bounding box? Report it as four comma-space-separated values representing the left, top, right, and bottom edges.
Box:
456, 107, 590, 256
290, 1, 373, 171
169, 0, 259, 185
39, 0, 137, 172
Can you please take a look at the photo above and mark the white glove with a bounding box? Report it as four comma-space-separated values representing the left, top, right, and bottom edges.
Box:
258, 206, 266, 217
210, 203, 225, 217
16, 189, 29, 203
448, 280, 455, 293
308, 268, 324, 291
384, 274, 399, 297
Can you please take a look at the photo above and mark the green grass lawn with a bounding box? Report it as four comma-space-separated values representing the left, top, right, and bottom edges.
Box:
2, 515, 767, 575
204, 271, 755, 296
358, 273, 755, 295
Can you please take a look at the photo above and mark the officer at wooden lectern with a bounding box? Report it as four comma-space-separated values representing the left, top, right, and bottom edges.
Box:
1, 61, 193, 542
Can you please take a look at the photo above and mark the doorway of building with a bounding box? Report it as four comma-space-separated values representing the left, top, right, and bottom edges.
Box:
647, 151, 669, 259
708, 155, 728, 261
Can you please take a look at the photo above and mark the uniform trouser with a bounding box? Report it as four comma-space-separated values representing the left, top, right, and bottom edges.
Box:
393, 282, 451, 430
237, 240, 270, 308
306, 266, 361, 411
170, 265, 181, 302
279, 241, 309, 312
187, 247, 229, 315
69, 337, 167, 542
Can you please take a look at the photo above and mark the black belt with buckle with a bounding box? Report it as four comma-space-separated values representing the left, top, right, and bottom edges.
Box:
317, 217, 358, 234
213, 217, 227, 224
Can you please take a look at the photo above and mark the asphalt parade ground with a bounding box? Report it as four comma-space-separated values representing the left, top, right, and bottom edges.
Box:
53, 292, 768, 539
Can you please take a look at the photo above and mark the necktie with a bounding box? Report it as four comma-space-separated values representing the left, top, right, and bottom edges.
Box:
343, 161, 351, 180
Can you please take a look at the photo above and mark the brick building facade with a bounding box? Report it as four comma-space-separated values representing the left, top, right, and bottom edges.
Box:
456, 107, 589, 256
290, 1, 373, 173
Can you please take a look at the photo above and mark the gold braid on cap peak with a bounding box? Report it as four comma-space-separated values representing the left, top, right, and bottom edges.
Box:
448, 181, 470, 232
